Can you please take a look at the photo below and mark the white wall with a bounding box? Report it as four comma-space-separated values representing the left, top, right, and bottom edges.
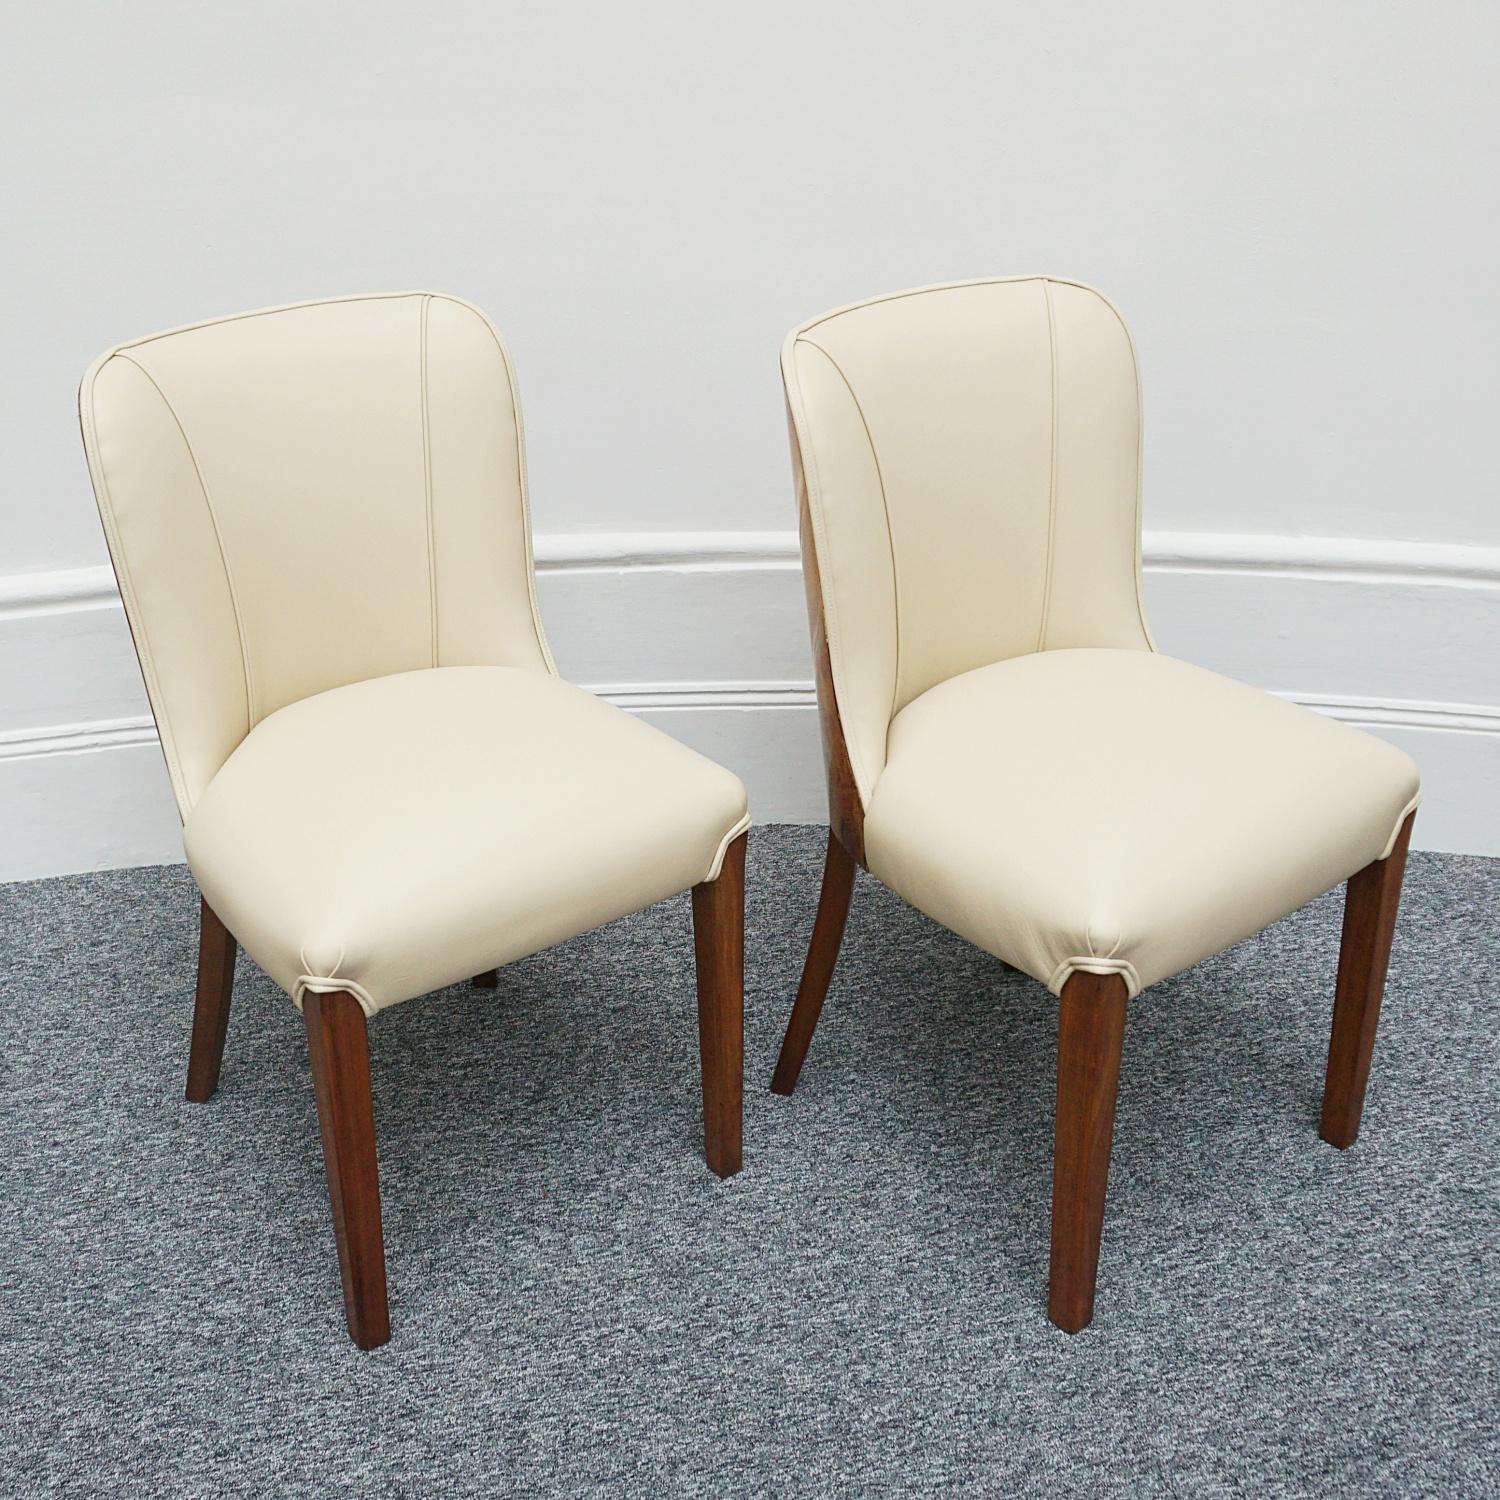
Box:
2, 1, 1497, 877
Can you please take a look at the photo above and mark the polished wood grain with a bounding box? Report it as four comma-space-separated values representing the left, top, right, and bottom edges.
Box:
770, 830, 857, 1095
185, 897, 236, 1103
470, 969, 499, 989
304, 989, 390, 1349
692, 831, 746, 1178
1321, 810, 1416, 1149
788, 404, 866, 867
1048, 971, 1129, 1334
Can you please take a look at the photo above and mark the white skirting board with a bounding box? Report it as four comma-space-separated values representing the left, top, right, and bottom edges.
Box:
1, 530, 1496, 881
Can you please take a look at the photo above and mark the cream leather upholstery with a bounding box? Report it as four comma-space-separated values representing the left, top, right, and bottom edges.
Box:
785, 276, 1153, 808
82, 293, 749, 1015
785, 277, 1419, 996
867, 650, 1418, 998
185, 667, 747, 1015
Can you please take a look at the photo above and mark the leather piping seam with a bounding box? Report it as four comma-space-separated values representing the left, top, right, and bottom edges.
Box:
291, 809, 754, 1017
99, 290, 556, 676
797, 436, 874, 809
1050, 955, 1141, 1000
796, 273, 1121, 337
786, 345, 883, 804
1047, 789, 1422, 1000
787, 380, 867, 799
78, 370, 190, 812
419, 295, 438, 666
705, 810, 754, 882
798, 337, 904, 737
430, 294, 559, 676
1091, 289, 1156, 651
1037, 278, 1060, 652
108, 290, 433, 354
791, 273, 1158, 655
295, 975, 379, 1019
1380, 792, 1422, 861
113, 352, 257, 729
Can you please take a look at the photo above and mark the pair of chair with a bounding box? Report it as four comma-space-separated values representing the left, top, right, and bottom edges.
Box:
79, 281, 1419, 1349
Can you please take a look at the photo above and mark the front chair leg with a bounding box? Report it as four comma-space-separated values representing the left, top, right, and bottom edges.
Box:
1048, 971, 1129, 1334
186, 897, 236, 1102
770, 830, 856, 1094
304, 990, 390, 1349
691, 831, 747, 1178
1321, 810, 1415, 1149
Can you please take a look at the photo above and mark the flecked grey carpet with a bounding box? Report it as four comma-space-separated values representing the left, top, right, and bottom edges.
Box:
1, 826, 1496, 1498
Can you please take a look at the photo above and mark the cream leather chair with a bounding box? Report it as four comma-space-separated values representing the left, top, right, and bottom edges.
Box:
771, 276, 1420, 1332
79, 292, 750, 1348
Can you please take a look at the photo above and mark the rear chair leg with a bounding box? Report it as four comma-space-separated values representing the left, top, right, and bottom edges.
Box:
1321, 811, 1415, 1149
1048, 971, 1129, 1333
470, 970, 499, 989
692, 832, 747, 1178
186, 897, 236, 1102
304, 990, 390, 1349
770, 830, 856, 1095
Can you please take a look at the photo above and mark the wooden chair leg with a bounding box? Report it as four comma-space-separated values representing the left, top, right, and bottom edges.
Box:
770, 830, 856, 1095
1048, 971, 1129, 1334
692, 831, 746, 1178
1321, 811, 1416, 1149
185, 897, 236, 1103
304, 990, 390, 1349
470, 969, 498, 989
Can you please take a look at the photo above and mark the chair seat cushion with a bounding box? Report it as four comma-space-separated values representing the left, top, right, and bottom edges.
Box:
864, 649, 1419, 998
184, 667, 749, 1015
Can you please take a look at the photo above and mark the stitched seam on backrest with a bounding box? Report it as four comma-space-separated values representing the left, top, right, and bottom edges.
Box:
438, 297, 558, 675
792, 276, 1157, 656
1122, 304, 1155, 651
797, 274, 1052, 336
114, 352, 257, 728
115, 290, 436, 353
80, 365, 190, 812
799, 337, 903, 729
1037, 278, 1060, 653
785, 349, 879, 804
420, 296, 438, 666
1084, 286, 1156, 651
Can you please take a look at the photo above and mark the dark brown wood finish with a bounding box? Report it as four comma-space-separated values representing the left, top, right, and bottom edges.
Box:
692, 831, 747, 1178
185, 898, 236, 1103
788, 403, 866, 867
470, 969, 499, 989
770, 830, 857, 1095
304, 989, 390, 1349
1048, 971, 1129, 1334
1321, 810, 1416, 1149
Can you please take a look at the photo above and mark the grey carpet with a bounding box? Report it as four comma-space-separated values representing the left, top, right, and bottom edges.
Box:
1, 826, 1496, 1498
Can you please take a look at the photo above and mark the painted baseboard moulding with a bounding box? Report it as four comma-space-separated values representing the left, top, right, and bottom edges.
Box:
0, 715, 161, 763
5, 688, 1494, 767
4, 529, 1499, 615
2, 528, 1497, 875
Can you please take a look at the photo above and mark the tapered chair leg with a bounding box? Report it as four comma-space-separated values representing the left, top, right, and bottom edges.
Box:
692, 831, 746, 1178
1048, 971, 1129, 1334
186, 897, 236, 1102
770, 830, 856, 1095
1321, 811, 1416, 1149
471, 969, 499, 989
304, 990, 390, 1349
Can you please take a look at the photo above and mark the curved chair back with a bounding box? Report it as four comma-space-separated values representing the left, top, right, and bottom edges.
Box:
80, 293, 553, 814
782, 276, 1154, 835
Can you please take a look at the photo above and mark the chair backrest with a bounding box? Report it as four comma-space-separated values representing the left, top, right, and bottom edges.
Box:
782, 276, 1155, 817
80, 292, 554, 815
